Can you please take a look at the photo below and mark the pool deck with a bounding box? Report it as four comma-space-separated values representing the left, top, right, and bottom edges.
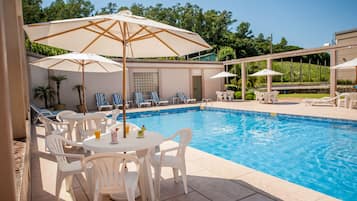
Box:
31, 100, 353, 201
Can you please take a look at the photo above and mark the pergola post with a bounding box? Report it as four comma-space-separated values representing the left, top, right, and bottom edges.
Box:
267, 58, 273, 92
330, 50, 337, 97
241, 62, 246, 100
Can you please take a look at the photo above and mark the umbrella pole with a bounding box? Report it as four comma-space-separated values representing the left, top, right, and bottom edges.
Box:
122, 22, 127, 138
82, 64, 87, 115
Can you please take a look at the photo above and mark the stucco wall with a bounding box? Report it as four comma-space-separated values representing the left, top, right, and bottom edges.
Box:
336, 30, 357, 83
28, 55, 223, 110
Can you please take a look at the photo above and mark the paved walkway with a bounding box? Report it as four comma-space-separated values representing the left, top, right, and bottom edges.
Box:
31, 100, 351, 201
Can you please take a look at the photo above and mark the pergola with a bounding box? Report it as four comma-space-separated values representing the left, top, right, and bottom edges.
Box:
223, 43, 357, 100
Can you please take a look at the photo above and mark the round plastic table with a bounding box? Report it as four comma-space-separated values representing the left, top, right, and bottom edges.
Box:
83, 130, 164, 201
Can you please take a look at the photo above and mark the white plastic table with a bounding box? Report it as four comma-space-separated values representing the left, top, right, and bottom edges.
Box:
83, 131, 165, 201
61, 113, 99, 142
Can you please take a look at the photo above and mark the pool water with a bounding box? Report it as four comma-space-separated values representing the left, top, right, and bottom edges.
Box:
121, 107, 357, 200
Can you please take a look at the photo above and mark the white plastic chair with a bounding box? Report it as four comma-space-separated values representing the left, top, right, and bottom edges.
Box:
78, 113, 107, 140
46, 135, 84, 201
151, 128, 192, 199
39, 115, 71, 147
105, 109, 121, 126
82, 153, 143, 201
56, 110, 76, 122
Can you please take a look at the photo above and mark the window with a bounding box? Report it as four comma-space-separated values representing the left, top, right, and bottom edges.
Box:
133, 72, 159, 98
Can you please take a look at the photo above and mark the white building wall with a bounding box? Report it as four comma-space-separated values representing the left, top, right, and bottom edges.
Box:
28, 54, 223, 111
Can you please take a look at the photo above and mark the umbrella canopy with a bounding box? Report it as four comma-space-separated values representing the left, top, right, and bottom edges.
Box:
23, 10, 210, 58
249, 69, 283, 77
24, 10, 211, 138
210, 71, 237, 79
331, 58, 357, 69
31, 52, 122, 113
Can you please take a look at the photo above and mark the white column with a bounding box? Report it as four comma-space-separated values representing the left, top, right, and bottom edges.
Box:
267, 58, 272, 92
330, 50, 336, 97
0, 0, 17, 199
241, 62, 246, 100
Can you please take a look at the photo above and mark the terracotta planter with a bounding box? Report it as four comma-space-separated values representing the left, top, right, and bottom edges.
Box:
54, 104, 65, 110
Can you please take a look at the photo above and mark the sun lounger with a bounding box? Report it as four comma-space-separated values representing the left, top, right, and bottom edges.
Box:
95, 93, 113, 111
135, 92, 151, 108
302, 96, 339, 106
177, 92, 196, 104
30, 103, 57, 123
112, 93, 129, 109
151, 91, 169, 106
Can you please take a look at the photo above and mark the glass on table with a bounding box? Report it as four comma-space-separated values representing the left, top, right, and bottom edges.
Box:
94, 130, 101, 139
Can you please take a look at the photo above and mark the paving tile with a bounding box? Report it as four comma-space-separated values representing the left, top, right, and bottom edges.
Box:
164, 191, 210, 201
159, 178, 194, 200
187, 170, 255, 201
239, 193, 276, 201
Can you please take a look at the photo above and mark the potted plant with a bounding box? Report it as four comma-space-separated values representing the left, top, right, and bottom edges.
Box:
72, 84, 85, 112
34, 85, 55, 109
50, 75, 67, 110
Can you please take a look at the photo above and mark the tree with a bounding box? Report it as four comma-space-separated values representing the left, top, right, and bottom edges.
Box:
236, 22, 253, 39
34, 86, 55, 108
43, 0, 94, 21
96, 2, 118, 14
218, 46, 236, 61
22, 0, 44, 24
50, 75, 67, 105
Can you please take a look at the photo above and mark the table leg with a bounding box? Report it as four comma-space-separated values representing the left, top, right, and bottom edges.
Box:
136, 149, 156, 201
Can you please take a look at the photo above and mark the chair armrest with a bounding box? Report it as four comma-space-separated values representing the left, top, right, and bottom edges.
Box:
160, 147, 179, 162
164, 132, 180, 141
52, 121, 70, 126
52, 152, 84, 159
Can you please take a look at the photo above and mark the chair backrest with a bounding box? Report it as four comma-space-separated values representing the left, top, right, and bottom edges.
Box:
168, 128, 192, 157
82, 153, 142, 194
46, 134, 69, 166
111, 109, 121, 123
38, 115, 53, 136
151, 91, 160, 103
112, 93, 123, 105
78, 113, 107, 138
135, 92, 144, 105
56, 110, 76, 122
177, 92, 187, 101
96, 93, 109, 106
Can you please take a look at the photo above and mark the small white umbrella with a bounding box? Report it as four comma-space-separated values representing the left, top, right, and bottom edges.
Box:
331, 58, 357, 69
210, 71, 237, 79
31, 52, 123, 113
249, 69, 283, 77
24, 10, 211, 138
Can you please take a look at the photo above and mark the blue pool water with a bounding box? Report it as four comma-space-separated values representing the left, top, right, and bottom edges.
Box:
120, 107, 357, 200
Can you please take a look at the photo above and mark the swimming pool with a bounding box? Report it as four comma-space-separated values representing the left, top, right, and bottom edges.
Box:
120, 107, 357, 200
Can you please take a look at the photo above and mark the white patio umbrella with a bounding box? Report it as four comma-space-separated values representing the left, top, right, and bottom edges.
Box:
31, 52, 123, 114
210, 71, 237, 79
249, 69, 283, 91
24, 10, 211, 137
249, 69, 283, 77
331, 58, 357, 69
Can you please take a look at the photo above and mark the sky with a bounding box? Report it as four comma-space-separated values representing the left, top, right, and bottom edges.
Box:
41, 0, 357, 48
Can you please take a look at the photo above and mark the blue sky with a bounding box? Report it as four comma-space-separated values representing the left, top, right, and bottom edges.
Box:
42, 0, 357, 48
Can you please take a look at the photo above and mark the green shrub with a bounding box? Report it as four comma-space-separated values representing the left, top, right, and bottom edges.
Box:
245, 91, 255, 100
337, 80, 353, 85
245, 93, 255, 100
234, 91, 242, 99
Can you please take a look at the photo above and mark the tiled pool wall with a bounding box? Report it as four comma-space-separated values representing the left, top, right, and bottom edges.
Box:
118, 106, 357, 127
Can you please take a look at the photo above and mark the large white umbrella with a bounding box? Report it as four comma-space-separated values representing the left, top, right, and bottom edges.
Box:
24, 10, 211, 137
31, 52, 123, 113
331, 58, 357, 69
210, 71, 237, 79
249, 69, 283, 77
